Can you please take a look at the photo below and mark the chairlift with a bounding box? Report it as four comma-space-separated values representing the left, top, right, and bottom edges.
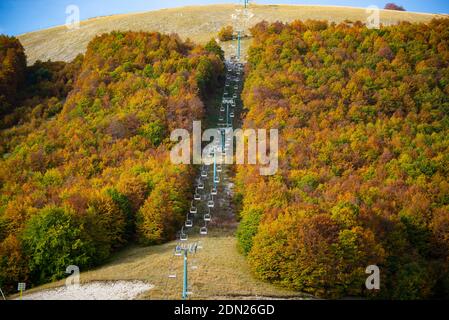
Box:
174, 245, 182, 256
185, 217, 193, 228
207, 196, 215, 208
233, 94, 237, 98
219, 115, 224, 121
230, 112, 234, 118
220, 106, 225, 112
194, 188, 201, 200
204, 212, 211, 222
200, 224, 208, 235
201, 170, 207, 178
180, 228, 188, 241
214, 175, 220, 184
190, 201, 197, 214
211, 186, 218, 195
198, 181, 204, 190
189, 242, 198, 253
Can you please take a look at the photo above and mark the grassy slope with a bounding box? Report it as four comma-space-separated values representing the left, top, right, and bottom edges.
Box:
18, 4, 443, 64
19, 236, 301, 299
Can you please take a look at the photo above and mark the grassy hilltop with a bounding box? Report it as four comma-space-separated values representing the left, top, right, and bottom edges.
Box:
18, 4, 444, 64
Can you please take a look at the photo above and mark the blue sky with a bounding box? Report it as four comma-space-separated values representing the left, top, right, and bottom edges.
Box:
0, 0, 448, 36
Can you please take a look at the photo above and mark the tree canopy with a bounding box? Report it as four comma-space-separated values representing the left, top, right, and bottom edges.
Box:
237, 18, 449, 299
0, 31, 224, 292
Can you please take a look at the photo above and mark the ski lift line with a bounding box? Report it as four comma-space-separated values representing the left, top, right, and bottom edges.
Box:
164, 59, 243, 300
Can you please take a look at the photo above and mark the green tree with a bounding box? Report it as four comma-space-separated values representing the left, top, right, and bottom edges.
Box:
22, 206, 96, 283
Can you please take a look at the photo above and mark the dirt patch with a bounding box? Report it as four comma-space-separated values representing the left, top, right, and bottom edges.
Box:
18, 281, 153, 300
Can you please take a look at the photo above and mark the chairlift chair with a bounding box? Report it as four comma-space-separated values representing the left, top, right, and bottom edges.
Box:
230, 112, 234, 118
174, 244, 182, 256
201, 170, 207, 178
219, 115, 224, 121
214, 175, 220, 183
194, 188, 201, 201
198, 181, 204, 190
207, 196, 215, 208
185, 217, 193, 228
216, 164, 222, 172
204, 212, 212, 222
180, 228, 188, 241
200, 224, 208, 235
211, 186, 218, 195
220, 106, 225, 112
190, 201, 197, 214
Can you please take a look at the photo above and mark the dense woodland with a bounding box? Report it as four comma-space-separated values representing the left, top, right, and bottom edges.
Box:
236, 19, 449, 299
0, 32, 224, 292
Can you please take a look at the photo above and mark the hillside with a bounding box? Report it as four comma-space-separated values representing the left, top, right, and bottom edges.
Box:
2, 3, 449, 301
18, 4, 444, 64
